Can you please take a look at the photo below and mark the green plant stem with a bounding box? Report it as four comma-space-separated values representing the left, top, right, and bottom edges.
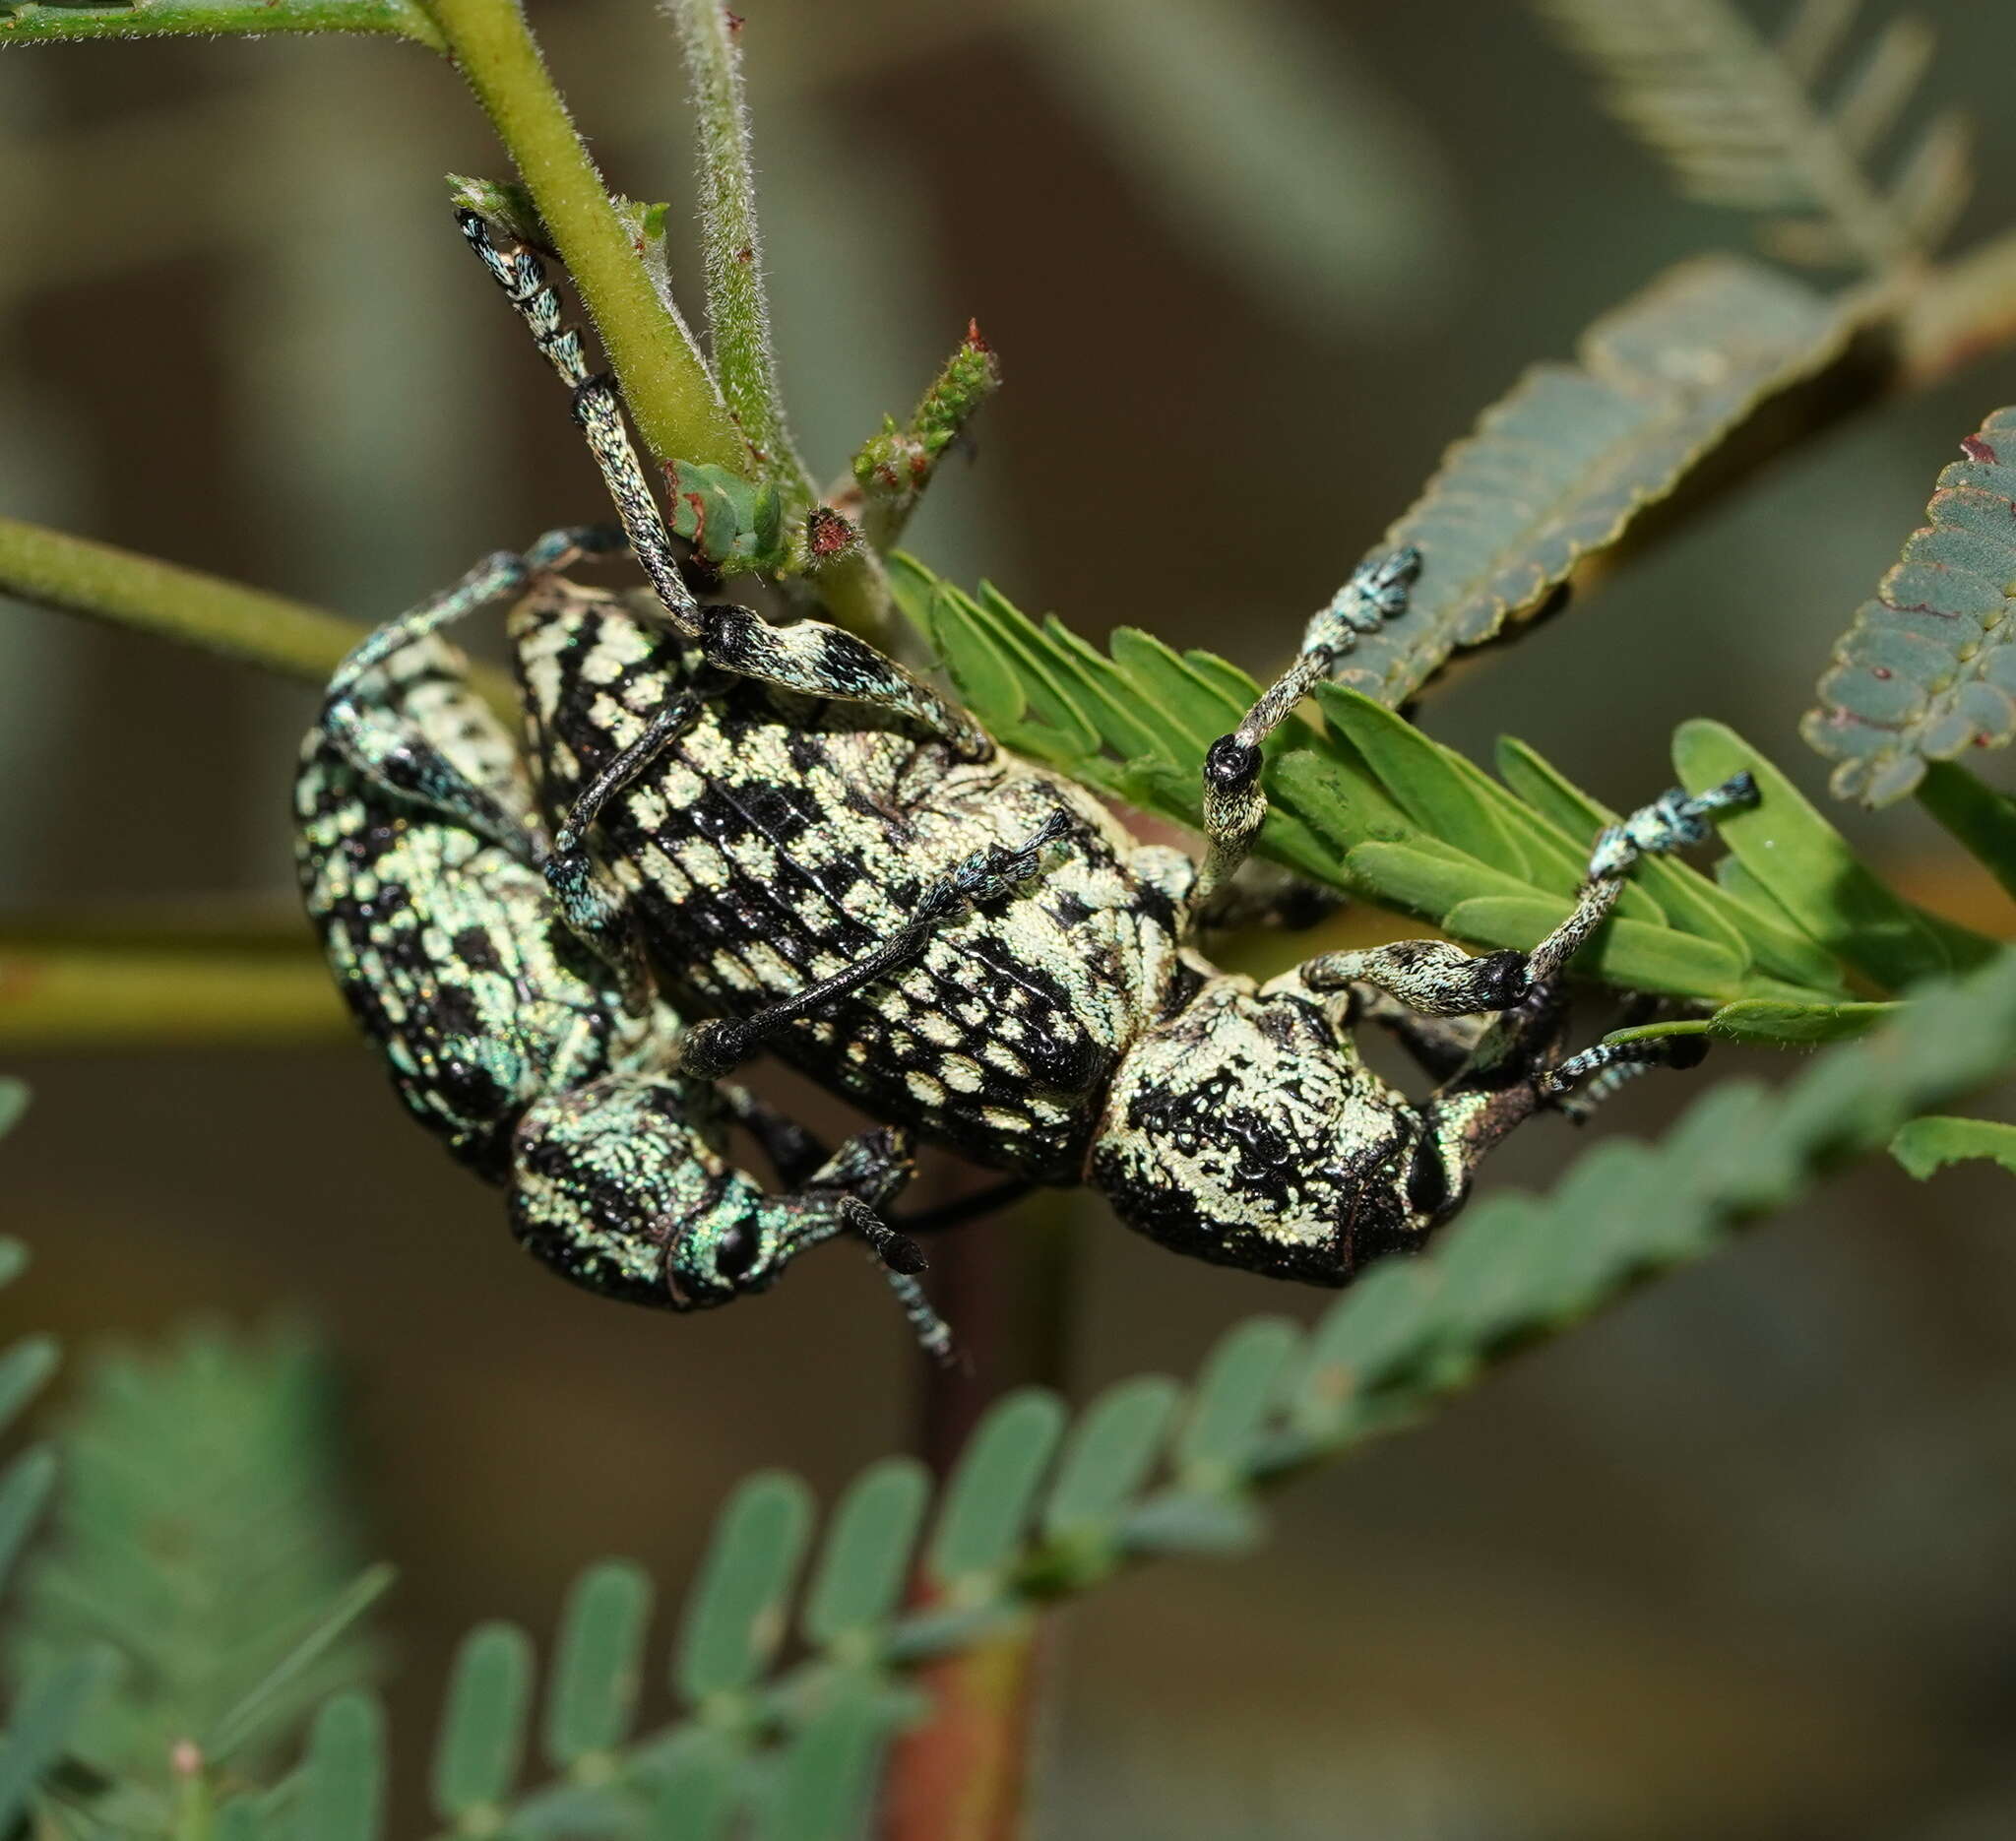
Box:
0, 516, 518, 710
0, 948, 346, 1048
419, 0, 744, 476
669, 0, 814, 506
814, 550, 901, 653
666, 0, 897, 647
0, 0, 442, 45
0, 517, 369, 684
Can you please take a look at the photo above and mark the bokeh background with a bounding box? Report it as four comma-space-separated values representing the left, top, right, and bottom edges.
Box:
6, 2, 2016, 1835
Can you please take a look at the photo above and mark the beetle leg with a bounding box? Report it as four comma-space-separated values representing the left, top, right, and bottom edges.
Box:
321, 539, 609, 858
674, 809, 1077, 1078
1333, 985, 1492, 1082
1304, 774, 1760, 1016
535, 667, 714, 984
1405, 1020, 1710, 1224
1190, 860, 1343, 935
320, 550, 661, 1001
1193, 546, 1421, 910
716, 1083, 834, 1188
511, 1079, 951, 1357
457, 209, 991, 761
1539, 1033, 1709, 1114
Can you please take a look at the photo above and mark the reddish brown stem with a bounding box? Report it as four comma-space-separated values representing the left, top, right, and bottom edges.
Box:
882, 1203, 1076, 1841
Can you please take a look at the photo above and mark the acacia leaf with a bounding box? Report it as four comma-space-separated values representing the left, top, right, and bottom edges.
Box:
1805, 408, 2016, 803
1329, 256, 1853, 705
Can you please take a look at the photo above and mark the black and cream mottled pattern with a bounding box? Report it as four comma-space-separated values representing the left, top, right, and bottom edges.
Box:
513, 593, 1197, 1185
1087, 971, 1421, 1282
294, 634, 640, 1179
293, 631, 923, 1316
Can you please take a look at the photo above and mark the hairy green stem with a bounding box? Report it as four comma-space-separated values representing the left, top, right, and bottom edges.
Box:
419, 0, 744, 476
669, 0, 815, 505
0, 0, 443, 45
0, 517, 370, 683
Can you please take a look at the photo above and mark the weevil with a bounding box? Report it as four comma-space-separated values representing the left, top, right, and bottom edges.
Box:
292, 569, 957, 1352
293, 206, 1754, 1333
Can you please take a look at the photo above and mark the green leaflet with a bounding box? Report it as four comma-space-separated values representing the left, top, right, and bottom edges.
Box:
800, 1460, 930, 1652
924, 1389, 1065, 1591
672, 1473, 813, 1703
1674, 719, 1997, 991
664, 461, 786, 574
1495, 735, 1841, 988
431, 1624, 534, 1824
294, 1693, 387, 1841
1606, 998, 1900, 1048
1173, 1318, 1301, 1492
542, 1561, 653, 1765
1805, 408, 2016, 804
1442, 894, 1749, 1000
1890, 1114, 2016, 1179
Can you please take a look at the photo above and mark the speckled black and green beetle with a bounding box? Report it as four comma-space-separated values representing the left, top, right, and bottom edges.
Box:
295, 212, 1754, 1347
294, 563, 954, 1354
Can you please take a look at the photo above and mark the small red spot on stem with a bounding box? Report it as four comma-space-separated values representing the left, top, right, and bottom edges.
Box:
1962, 434, 1998, 464
725, 9, 745, 32
1870, 666, 1893, 678
806, 506, 856, 560
965, 318, 990, 352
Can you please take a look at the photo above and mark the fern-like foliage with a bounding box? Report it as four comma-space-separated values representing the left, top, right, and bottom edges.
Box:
0, 1083, 118, 1837
1538, 0, 1971, 271
5, 1322, 385, 1829
1335, 255, 1855, 706
18, 946, 2005, 1839
1803, 406, 2016, 804
889, 555, 1992, 1040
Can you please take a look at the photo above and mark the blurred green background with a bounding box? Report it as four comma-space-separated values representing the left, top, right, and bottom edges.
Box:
5, 2, 2016, 1834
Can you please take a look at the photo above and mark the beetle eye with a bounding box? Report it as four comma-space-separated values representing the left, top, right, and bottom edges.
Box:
712, 1221, 763, 1284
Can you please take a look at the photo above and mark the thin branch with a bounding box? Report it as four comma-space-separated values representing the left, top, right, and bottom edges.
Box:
419, 0, 746, 475
0, 517, 371, 684
0, 0, 443, 46
0, 517, 518, 710
668, 0, 815, 507
0, 947, 346, 1048
0, 900, 314, 955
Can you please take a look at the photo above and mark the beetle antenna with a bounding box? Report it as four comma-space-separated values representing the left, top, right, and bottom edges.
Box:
880, 1264, 957, 1366
839, 1196, 926, 1274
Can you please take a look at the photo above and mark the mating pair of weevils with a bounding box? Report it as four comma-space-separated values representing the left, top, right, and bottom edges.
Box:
294, 211, 1755, 1355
